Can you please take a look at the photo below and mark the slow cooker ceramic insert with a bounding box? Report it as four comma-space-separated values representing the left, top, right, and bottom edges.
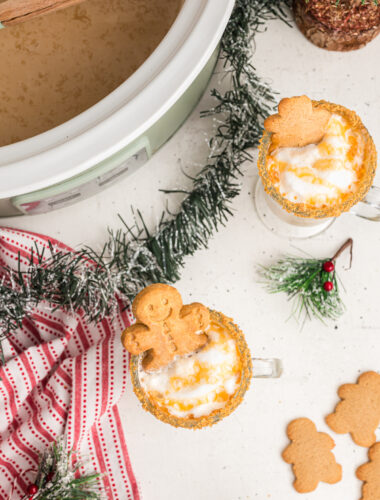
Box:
0, 0, 234, 216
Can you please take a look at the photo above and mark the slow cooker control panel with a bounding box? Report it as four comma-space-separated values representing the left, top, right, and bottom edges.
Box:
14, 147, 149, 215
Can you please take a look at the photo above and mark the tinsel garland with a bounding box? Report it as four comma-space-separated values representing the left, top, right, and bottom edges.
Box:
0, 0, 291, 351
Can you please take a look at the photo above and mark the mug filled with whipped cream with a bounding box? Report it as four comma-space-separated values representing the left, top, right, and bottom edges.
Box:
122, 284, 282, 429
255, 96, 379, 238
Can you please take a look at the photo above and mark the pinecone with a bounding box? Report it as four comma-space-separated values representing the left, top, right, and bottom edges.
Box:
293, 0, 380, 51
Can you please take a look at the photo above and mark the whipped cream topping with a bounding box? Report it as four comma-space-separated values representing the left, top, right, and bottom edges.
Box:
266, 113, 365, 207
139, 321, 242, 419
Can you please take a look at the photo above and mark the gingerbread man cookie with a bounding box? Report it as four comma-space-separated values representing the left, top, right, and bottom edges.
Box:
326, 371, 380, 447
357, 442, 380, 500
282, 418, 342, 493
264, 95, 331, 148
121, 284, 210, 372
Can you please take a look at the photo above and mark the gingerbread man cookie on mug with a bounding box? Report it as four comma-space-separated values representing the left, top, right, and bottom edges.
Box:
122, 284, 210, 371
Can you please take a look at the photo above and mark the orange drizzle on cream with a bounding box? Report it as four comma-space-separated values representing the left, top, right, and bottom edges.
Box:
266, 113, 365, 208
139, 321, 242, 419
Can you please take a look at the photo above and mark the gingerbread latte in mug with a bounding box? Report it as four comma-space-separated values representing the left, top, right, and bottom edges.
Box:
122, 284, 282, 428
256, 96, 379, 237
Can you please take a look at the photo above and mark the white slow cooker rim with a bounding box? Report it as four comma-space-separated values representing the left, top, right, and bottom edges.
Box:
0, 0, 235, 199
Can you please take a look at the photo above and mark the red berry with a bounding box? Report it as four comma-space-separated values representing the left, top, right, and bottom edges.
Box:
46, 471, 54, 482
323, 281, 334, 292
323, 261, 335, 273
27, 484, 38, 495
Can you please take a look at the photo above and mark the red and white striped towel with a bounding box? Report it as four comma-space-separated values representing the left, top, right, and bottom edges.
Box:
0, 227, 140, 500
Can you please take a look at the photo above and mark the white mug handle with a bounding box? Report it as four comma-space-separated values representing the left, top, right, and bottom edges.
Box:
252, 358, 283, 378
350, 186, 380, 221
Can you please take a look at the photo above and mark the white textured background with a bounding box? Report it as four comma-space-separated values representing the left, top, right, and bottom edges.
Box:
3, 14, 380, 500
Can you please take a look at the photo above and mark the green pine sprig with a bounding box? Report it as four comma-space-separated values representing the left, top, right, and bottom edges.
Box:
260, 239, 353, 323
260, 257, 344, 322
336, 0, 378, 5
334, 0, 379, 7
0, 0, 292, 354
304, 0, 379, 5
22, 437, 102, 499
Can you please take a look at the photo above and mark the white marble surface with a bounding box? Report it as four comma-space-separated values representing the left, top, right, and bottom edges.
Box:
3, 15, 380, 500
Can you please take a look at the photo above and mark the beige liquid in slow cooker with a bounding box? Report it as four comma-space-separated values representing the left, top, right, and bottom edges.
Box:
0, 0, 183, 147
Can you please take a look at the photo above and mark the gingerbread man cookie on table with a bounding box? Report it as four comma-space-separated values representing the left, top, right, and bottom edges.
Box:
357, 442, 380, 500
122, 283, 210, 371
326, 371, 380, 447
282, 418, 342, 493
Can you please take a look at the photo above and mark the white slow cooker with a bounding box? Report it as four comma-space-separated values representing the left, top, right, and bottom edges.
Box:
0, 0, 235, 216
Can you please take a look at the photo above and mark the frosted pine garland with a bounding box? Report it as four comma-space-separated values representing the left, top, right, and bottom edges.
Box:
0, 1, 291, 351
